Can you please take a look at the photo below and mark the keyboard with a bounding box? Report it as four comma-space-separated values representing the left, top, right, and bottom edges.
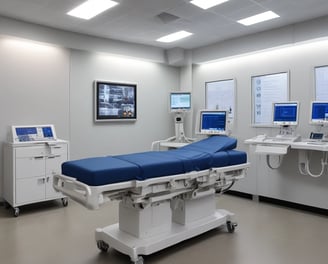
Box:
305, 141, 327, 145
264, 136, 300, 143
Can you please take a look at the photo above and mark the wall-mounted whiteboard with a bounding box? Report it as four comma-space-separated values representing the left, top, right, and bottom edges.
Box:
315, 65, 328, 101
205, 79, 235, 121
251, 72, 289, 126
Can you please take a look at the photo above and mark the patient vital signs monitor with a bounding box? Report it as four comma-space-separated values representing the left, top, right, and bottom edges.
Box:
170, 92, 191, 112
310, 101, 328, 125
199, 110, 228, 135
273, 102, 299, 126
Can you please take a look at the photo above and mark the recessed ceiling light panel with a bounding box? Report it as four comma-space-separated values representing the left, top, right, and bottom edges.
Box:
237, 11, 280, 26
67, 0, 118, 20
156, 31, 193, 43
190, 0, 229, 10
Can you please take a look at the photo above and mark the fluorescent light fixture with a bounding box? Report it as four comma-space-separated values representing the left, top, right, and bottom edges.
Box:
190, 0, 229, 10
156, 31, 193, 43
67, 0, 118, 20
237, 11, 279, 26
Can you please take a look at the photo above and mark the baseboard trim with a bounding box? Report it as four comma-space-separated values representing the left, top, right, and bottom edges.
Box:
225, 190, 253, 200
225, 191, 328, 216
259, 196, 328, 216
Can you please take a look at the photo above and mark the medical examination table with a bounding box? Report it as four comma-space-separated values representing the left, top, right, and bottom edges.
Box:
53, 136, 249, 264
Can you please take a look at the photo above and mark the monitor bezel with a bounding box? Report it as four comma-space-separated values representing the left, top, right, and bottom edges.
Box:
169, 91, 192, 112
272, 101, 299, 126
309, 101, 328, 125
198, 109, 228, 135
94, 80, 137, 122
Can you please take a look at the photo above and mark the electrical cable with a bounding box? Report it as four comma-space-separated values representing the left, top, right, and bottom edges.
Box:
266, 154, 283, 169
305, 151, 327, 178
219, 180, 235, 194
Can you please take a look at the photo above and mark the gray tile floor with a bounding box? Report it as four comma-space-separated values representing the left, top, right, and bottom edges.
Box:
1, 195, 328, 264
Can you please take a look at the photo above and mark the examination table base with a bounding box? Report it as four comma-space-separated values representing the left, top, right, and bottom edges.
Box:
54, 163, 248, 264
95, 194, 235, 264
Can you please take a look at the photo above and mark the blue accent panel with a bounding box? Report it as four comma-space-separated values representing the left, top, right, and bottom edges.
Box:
226, 150, 247, 165
180, 136, 237, 153
167, 149, 213, 171
115, 151, 186, 180
211, 151, 230, 167
62, 157, 140, 186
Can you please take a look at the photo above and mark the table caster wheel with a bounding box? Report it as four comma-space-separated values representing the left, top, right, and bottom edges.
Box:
97, 240, 109, 252
132, 256, 144, 264
13, 207, 20, 217
61, 197, 68, 207
227, 221, 237, 233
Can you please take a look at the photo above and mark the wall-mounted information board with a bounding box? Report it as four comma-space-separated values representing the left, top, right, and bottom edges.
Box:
205, 79, 235, 121
251, 72, 289, 126
315, 65, 328, 101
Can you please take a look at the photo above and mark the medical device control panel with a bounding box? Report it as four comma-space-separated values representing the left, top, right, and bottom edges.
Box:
11, 124, 57, 143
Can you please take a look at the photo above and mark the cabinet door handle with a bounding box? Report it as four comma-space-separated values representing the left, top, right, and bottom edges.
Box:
47, 155, 60, 159
34, 156, 44, 160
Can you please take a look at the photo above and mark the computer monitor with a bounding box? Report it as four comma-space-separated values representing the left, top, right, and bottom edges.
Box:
272, 102, 299, 126
310, 101, 328, 125
198, 110, 228, 135
169, 92, 191, 112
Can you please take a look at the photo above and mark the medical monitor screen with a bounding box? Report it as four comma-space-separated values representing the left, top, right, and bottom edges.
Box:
310, 101, 328, 125
273, 102, 299, 126
12, 125, 56, 142
170, 92, 191, 112
94, 80, 137, 122
200, 110, 227, 135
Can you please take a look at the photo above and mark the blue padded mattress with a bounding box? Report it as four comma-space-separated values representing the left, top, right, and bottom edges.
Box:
62, 136, 247, 186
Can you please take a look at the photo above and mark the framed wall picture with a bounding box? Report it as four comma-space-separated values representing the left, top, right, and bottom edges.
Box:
315, 65, 328, 101
251, 71, 289, 126
205, 79, 235, 122
94, 80, 137, 122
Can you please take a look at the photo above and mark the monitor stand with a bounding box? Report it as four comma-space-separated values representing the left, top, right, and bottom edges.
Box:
151, 113, 195, 151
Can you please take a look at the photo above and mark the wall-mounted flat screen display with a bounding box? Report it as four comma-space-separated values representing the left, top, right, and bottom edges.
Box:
94, 80, 137, 122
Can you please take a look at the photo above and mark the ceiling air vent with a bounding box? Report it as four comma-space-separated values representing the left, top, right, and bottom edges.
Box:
156, 12, 180, 24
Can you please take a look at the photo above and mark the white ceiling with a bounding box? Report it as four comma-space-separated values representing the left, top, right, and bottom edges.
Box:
1, 0, 328, 50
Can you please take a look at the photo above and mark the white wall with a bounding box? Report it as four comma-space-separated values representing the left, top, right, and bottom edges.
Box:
0, 16, 165, 64
192, 39, 328, 209
0, 36, 70, 198
193, 15, 328, 64
0, 18, 180, 199
69, 50, 179, 159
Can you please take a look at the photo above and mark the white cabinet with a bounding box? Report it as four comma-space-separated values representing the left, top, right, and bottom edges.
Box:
3, 140, 69, 216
